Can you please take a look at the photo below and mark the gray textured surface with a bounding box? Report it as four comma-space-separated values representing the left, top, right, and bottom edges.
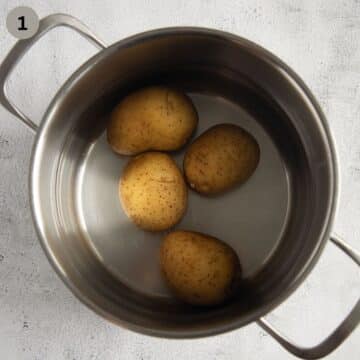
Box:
0, 0, 359, 359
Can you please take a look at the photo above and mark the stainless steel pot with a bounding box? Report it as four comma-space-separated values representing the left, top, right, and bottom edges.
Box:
1, 14, 359, 359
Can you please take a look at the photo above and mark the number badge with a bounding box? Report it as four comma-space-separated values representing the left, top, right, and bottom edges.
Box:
6, 7, 39, 39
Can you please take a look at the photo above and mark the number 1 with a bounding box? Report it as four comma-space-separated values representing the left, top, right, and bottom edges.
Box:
17, 16, 28, 30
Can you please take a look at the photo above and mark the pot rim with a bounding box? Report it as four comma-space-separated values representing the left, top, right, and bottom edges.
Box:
29, 26, 339, 338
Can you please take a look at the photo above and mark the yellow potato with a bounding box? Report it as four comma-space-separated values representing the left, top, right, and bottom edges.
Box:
184, 124, 260, 195
120, 152, 187, 231
107, 86, 198, 155
160, 231, 241, 306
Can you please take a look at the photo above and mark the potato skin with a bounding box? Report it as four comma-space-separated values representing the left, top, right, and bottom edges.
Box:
183, 124, 260, 195
160, 231, 241, 306
120, 152, 187, 231
107, 86, 198, 155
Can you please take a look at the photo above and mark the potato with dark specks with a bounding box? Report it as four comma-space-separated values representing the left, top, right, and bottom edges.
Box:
160, 231, 241, 306
120, 152, 187, 231
107, 86, 198, 155
183, 124, 260, 195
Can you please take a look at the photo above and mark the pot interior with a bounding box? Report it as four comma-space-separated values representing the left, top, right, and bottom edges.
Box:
31, 29, 336, 337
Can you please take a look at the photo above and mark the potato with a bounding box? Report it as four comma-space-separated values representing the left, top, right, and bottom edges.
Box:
120, 152, 187, 231
183, 124, 260, 195
160, 231, 241, 306
107, 86, 198, 155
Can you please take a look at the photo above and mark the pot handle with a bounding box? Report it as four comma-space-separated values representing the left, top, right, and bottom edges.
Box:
0, 13, 106, 132
257, 235, 360, 359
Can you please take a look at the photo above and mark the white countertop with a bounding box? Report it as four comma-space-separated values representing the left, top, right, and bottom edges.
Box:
0, 0, 359, 359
